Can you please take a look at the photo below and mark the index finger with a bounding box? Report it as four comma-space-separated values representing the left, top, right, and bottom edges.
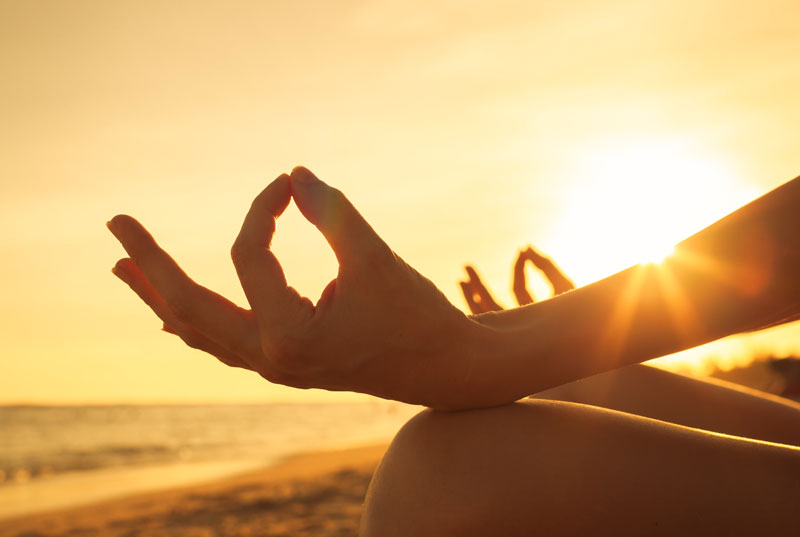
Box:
521, 247, 575, 295
460, 280, 485, 314
465, 266, 503, 312
231, 174, 303, 329
513, 250, 535, 306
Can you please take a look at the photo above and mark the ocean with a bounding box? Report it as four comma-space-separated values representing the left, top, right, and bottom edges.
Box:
0, 401, 419, 518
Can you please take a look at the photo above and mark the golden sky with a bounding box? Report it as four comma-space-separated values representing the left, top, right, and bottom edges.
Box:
2, 0, 800, 403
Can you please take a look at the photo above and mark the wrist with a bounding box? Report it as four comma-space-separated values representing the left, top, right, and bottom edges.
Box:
427, 312, 548, 411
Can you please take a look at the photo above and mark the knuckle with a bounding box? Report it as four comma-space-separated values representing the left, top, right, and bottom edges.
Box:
329, 187, 347, 205
230, 240, 249, 266
320, 187, 348, 222
163, 283, 199, 324
330, 188, 358, 219
167, 296, 193, 323
357, 241, 395, 274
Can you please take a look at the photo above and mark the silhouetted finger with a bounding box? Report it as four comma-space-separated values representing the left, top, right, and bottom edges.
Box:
290, 166, 392, 269
522, 246, 575, 295
107, 215, 258, 356
465, 266, 503, 311
111, 258, 251, 369
460, 280, 485, 314
231, 174, 308, 331
523, 246, 545, 263
512, 251, 535, 306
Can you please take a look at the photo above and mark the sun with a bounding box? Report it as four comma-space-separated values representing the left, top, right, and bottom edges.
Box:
640, 244, 675, 266
544, 137, 758, 286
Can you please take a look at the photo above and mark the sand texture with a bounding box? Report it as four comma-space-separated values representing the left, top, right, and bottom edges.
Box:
0, 444, 388, 537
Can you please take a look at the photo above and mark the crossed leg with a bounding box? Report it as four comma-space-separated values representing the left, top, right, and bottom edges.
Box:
532, 364, 800, 447
361, 366, 800, 536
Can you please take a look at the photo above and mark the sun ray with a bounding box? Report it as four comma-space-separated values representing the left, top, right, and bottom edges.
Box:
597, 264, 648, 364
652, 254, 706, 345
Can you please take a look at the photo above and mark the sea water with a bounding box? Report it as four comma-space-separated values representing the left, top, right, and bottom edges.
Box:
0, 401, 419, 518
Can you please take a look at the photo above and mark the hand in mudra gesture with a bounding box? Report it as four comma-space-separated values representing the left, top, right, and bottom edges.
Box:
109, 167, 481, 408
110, 167, 800, 410
460, 247, 575, 314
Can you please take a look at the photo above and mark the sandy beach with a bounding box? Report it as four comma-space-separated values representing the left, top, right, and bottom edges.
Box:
0, 444, 388, 537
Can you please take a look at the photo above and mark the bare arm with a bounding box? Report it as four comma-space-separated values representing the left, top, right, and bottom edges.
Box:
465, 175, 800, 407
109, 169, 800, 410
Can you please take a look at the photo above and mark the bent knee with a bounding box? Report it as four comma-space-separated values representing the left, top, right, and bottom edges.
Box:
361, 400, 587, 537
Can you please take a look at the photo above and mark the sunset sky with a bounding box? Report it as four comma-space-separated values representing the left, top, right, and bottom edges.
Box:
2, 0, 800, 403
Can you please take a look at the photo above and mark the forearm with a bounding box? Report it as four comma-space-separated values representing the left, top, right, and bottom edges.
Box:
457, 175, 800, 409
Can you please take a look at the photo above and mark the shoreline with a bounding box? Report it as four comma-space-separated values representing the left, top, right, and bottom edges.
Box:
0, 443, 389, 537
0, 457, 274, 521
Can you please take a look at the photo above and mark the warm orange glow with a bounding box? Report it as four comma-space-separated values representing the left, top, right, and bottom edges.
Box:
2, 1, 800, 403
599, 264, 648, 360
545, 137, 760, 287
652, 258, 706, 344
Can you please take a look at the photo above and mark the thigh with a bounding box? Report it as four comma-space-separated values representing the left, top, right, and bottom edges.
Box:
533, 364, 800, 446
361, 399, 800, 537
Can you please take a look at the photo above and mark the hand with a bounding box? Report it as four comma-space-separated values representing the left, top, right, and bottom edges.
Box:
459, 266, 504, 314
461, 247, 575, 315
109, 171, 800, 408
108, 167, 485, 409
516, 246, 575, 297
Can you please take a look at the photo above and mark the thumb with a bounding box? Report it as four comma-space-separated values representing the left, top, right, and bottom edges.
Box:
289, 166, 390, 266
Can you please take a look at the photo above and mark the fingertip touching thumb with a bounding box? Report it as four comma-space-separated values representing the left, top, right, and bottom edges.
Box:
289, 166, 384, 264
290, 165, 320, 184
289, 166, 326, 226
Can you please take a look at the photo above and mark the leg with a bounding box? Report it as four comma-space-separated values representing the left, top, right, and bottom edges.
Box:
532, 364, 800, 446
361, 400, 800, 537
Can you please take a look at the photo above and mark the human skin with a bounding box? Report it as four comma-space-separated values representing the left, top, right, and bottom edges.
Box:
365, 258, 800, 535
457, 237, 800, 444
511, 246, 575, 303
359, 179, 800, 535
108, 168, 800, 410
360, 398, 800, 537
460, 246, 574, 312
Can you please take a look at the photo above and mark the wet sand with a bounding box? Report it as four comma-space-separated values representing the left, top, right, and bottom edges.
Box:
0, 444, 388, 537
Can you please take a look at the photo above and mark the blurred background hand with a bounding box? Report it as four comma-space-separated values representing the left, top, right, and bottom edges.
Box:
461, 246, 575, 314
